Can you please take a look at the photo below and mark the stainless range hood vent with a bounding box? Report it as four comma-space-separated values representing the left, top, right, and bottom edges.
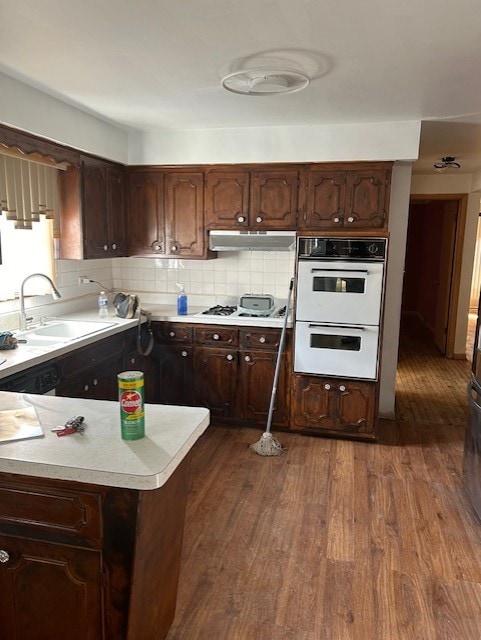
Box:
209, 230, 296, 252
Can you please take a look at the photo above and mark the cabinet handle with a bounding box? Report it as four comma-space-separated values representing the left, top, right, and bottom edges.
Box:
245, 355, 251, 362
152, 241, 163, 252
339, 385, 346, 392
0, 549, 10, 563
324, 383, 331, 390
181, 350, 188, 357
226, 354, 234, 361
237, 215, 246, 223
258, 336, 266, 344
130, 357, 136, 364
212, 333, 220, 340
171, 244, 178, 253
103, 244, 108, 251
93, 379, 98, 386
346, 216, 355, 224
169, 331, 176, 337
84, 384, 89, 391
333, 217, 341, 224
112, 243, 117, 250
256, 215, 263, 223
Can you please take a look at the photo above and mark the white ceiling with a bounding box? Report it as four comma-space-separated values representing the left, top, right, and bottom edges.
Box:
2, 0, 481, 175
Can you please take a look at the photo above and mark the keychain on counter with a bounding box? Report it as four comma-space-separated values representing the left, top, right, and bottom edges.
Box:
51, 416, 85, 437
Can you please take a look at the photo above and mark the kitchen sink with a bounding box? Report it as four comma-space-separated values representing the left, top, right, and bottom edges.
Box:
15, 319, 115, 348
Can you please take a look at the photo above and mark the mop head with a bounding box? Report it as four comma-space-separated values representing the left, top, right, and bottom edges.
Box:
250, 432, 285, 456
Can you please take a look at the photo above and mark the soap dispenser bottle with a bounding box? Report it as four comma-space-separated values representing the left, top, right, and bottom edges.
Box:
176, 284, 188, 316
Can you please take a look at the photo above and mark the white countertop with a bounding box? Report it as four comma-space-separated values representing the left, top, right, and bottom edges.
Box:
0, 304, 290, 380
0, 391, 209, 490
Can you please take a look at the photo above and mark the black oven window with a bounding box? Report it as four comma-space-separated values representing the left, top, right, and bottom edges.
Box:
310, 333, 361, 351
313, 276, 365, 294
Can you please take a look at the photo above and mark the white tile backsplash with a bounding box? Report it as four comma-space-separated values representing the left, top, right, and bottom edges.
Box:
0, 251, 295, 330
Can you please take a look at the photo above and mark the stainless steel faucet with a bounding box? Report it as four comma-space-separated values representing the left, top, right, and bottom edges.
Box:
19, 273, 62, 330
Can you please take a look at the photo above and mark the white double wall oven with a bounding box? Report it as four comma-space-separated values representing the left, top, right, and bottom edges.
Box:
294, 237, 387, 380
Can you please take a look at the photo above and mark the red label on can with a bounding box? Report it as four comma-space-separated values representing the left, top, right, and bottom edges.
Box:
120, 390, 142, 414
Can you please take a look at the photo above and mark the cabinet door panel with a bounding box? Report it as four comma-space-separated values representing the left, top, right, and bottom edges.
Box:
165, 172, 204, 256
194, 347, 237, 418
154, 345, 193, 406
204, 171, 250, 229
240, 350, 288, 426
128, 172, 164, 255
301, 170, 346, 230
345, 169, 389, 229
107, 166, 127, 255
0, 535, 103, 640
251, 170, 299, 229
82, 158, 109, 258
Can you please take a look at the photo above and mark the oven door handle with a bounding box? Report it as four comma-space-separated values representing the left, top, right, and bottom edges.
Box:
307, 323, 366, 330
310, 268, 369, 274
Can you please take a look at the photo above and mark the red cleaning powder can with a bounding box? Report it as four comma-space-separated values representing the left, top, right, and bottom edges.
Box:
118, 371, 145, 440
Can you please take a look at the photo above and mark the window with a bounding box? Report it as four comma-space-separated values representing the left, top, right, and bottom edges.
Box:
0, 153, 60, 301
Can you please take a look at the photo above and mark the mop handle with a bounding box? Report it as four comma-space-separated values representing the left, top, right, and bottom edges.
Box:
265, 277, 294, 434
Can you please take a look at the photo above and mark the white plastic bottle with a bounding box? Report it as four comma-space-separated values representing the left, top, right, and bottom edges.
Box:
98, 291, 109, 318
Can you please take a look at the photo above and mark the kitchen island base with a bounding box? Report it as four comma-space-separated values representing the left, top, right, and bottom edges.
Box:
0, 455, 190, 640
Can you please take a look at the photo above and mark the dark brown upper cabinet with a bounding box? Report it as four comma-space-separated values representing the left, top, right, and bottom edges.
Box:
205, 167, 299, 230
298, 162, 392, 231
127, 169, 209, 258
58, 156, 127, 259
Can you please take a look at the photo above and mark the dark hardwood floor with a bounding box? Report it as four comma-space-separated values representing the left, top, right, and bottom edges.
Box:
166, 316, 481, 640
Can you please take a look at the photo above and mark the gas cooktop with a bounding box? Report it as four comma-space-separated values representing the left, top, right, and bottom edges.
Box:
197, 304, 286, 319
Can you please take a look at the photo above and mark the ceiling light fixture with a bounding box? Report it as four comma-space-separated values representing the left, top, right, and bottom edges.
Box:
433, 156, 461, 170
221, 68, 310, 96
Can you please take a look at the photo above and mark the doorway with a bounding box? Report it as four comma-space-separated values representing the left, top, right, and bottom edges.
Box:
400, 195, 467, 358
395, 194, 472, 425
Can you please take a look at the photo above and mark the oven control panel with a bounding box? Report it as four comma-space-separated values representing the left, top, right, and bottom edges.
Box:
298, 237, 387, 261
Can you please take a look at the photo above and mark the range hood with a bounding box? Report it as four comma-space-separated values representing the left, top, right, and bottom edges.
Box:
209, 230, 296, 252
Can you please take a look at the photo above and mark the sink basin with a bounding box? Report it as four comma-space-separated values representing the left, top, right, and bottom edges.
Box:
15, 319, 115, 348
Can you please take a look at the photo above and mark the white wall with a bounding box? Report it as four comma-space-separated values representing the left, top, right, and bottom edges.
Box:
128, 121, 421, 165
379, 162, 413, 418
0, 72, 129, 163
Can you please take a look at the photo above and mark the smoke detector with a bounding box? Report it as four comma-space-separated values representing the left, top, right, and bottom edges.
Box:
221, 69, 310, 96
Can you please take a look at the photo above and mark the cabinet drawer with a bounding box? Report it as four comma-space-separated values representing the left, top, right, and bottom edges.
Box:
0, 482, 102, 548
194, 326, 238, 347
152, 322, 193, 344
240, 328, 281, 350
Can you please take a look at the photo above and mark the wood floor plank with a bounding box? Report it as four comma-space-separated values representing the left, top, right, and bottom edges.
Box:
166, 317, 481, 639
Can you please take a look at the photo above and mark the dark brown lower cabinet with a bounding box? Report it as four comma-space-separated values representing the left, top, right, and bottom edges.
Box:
151, 322, 291, 428
0, 456, 190, 639
239, 349, 288, 426
193, 345, 238, 419
154, 344, 194, 406
291, 373, 378, 440
0, 536, 103, 640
